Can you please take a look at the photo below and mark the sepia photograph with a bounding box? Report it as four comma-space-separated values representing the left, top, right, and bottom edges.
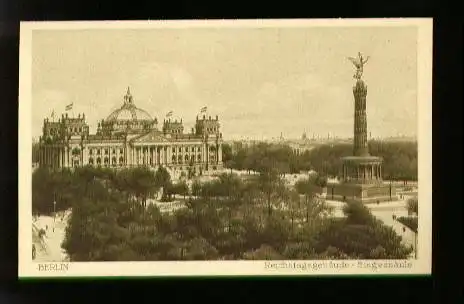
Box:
18, 19, 432, 277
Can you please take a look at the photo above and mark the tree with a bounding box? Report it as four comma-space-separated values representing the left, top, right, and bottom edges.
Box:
255, 158, 287, 217
127, 167, 157, 207
154, 167, 172, 201
222, 143, 234, 171
294, 177, 329, 223
406, 197, 418, 216
173, 181, 189, 200
191, 180, 202, 198
183, 237, 219, 260
32, 167, 78, 215
312, 203, 413, 259
343, 201, 377, 226
243, 244, 283, 260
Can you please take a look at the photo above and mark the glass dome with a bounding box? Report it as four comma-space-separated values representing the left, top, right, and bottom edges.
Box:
106, 87, 154, 122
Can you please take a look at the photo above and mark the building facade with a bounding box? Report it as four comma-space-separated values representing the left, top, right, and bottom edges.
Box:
37, 88, 224, 175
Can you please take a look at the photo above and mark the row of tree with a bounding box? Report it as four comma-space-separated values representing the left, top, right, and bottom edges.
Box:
222, 140, 418, 181
32, 166, 188, 215
50, 165, 413, 261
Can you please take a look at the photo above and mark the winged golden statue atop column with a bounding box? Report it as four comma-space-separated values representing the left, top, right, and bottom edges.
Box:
347, 52, 370, 80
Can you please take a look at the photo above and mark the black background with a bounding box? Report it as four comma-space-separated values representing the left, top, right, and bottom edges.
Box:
0, 1, 462, 303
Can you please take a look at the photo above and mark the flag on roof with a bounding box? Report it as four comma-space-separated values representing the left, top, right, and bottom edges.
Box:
166, 111, 173, 117
200, 106, 207, 113
65, 103, 73, 111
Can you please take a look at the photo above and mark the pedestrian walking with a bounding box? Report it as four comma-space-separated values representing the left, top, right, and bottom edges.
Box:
32, 244, 36, 260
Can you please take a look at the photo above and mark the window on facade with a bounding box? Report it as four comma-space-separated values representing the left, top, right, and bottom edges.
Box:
112, 149, 116, 154
185, 155, 189, 162
178, 155, 183, 164
120, 149, 123, 154
172, 155, 176, 163
104, 157, 109, 164
198, 147, 201, 152
97, 149, 101, 155
198, 155, 201, 161
112, 157, 117, 166
96, 157, 101, 165
172, 147, 176, 153
105, 149, 109, 155
89, 158, 94, 165
89, 149, 93, 155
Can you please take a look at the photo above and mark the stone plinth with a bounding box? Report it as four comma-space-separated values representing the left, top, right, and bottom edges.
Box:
327, 182, 396, 204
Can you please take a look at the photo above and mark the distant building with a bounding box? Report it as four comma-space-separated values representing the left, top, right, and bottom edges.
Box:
36, 87, 224, 175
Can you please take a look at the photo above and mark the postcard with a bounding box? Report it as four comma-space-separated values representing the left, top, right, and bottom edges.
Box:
18, 18, 432, 277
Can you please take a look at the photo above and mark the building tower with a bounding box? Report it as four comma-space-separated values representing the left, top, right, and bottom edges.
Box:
353, 80, 369, 157
327, 52, 397, 204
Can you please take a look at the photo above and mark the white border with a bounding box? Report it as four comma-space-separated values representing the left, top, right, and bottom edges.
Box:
18, 18, 433, 278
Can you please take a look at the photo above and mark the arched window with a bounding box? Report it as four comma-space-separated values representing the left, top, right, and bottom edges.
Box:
119, 156, 124, 166
104, 157, 109, 166
178, 155, 183, 164
89, 158, 94, 165
96, 157, 101, 166
185, 155, 189, 162
112, 157, 117, 166
197, 154, 202, 161
172, 155, 177, 163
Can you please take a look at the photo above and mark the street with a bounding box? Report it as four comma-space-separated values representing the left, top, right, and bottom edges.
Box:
32, 211, 70, 262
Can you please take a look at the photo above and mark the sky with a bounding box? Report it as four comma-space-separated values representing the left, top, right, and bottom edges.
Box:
31, 25, 418, 140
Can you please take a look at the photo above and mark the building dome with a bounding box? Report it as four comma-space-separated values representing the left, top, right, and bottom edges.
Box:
106, 87, 154, 122
98, 87, 158, 136
107, 104, 153, 121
